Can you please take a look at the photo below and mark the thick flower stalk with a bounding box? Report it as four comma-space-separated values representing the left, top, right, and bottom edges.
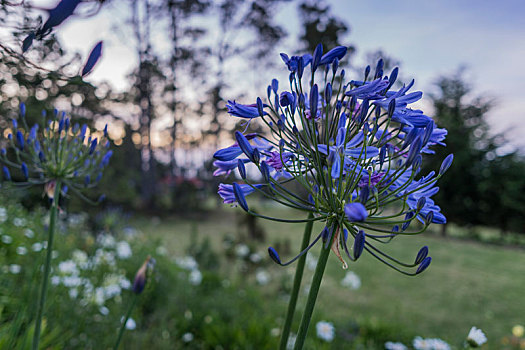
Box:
0, 103, 112, 350
213, 43, 452, 348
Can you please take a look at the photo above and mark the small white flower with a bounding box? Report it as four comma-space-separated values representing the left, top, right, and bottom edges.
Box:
189, 269, 202, 286
116, 241, 132, 259
467, 327, 487, 347
0, 207, 7, 222
249, 253, 262, 263
156, 246, 168, 256
413, 336, 450, 350
1, 235, 13, 244
176, 256, 198, 271
97, 234, 116, 248
9, 264, 21, 274
24, 228, 34, 238
270, 328, 280, 337
385, 341, 408, 350
13, 217, 26, 227
119, 277, 131, 290
316, 321, 335, 342
63, 275, 82, 288
255, 269, 270, 285
69, 288, 78, 299
125, 318, 136, 330
182, 332, 194, 343
99, 306, 110, 315
340, 271, 361, 290
51, 276, 60, 285
32, 242, 43, 252
16, 246, 27, 255
72, 250, 88, 264
235, 244, 250, 258
58, 260, 79, 275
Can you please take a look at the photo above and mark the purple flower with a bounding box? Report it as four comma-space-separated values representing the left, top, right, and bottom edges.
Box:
82, 41, 103, 77
218, 183, 262, 204
345, 203, 368, 222
319, 46, 347, 65
226, 100, 266, 119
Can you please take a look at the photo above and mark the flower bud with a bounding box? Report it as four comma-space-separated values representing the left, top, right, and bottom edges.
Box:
414, 246, 428, 265
271, 79, 278, 93
237, 160, 246, 179
133, 256, 152, 294
416, 256, 431, 274
439, 154, 454, 175
3, 166, 11, 181
353, 230, 365, 260
268, 247, 282, 265
260, 161, 271, 183
233, 182, 249, 212
344, 203, 368, 222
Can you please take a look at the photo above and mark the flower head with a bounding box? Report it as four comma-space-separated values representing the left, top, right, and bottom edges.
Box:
316, 321, 335, 342
466, 327, 487, 347
1, 104, 112, 202
213, 44, 451, 275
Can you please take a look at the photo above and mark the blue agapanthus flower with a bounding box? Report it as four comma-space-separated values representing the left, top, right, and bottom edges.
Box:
0, 103, 112, 203
213, 43, 452, 275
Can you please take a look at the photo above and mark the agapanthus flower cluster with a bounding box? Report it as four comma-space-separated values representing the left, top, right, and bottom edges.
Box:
213, 43, 453, 275
0, 103, 112, 201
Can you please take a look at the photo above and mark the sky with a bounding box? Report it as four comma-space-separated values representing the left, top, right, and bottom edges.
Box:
27, 0, 525, 151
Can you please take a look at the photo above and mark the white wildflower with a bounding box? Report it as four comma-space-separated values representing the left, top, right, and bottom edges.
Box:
467, 327, 487, 347
156, 246, 168, 256
58, 260, 79, 275
316, 321, 335, 342
116, 241, 132, 259
69, 288, 78, 299
0, 207, 7, 222
99, 306, 110, 315
189, 269, 202, 286
13, 217, 26, 227
176, 256, 198, 271
125, 318, 136, 330
255, 269, 270, 285
31, 242, 43, 252
235, 244, 250, 258
385, 341, 408, 350
182, 332, 194, 343
97, 234, 116, 248
51, 276, 60, 285
413, 336, 451, 350
24, 228, 34, 238
16, 246, 27, 255
340, 271, 361, 290
249, 253, 262, 263
1, 234, 12, 244
9, 264, 21, 274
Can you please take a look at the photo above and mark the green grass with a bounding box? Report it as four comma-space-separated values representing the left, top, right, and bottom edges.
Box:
133, 203, 525, 348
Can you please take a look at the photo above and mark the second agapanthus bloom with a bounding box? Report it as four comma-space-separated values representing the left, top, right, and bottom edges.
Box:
213, 43, 452, 275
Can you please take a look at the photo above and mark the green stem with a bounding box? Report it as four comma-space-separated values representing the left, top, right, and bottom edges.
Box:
32, 180, 61, 350
113, 294, 138, 350
279, 213, 314, 350
293, 238, 331, 350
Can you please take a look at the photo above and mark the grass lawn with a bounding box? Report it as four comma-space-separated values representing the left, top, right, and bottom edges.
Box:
132, 202, 525, 348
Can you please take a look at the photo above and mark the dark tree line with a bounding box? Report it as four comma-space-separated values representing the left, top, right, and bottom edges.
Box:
425, 72, 525, 235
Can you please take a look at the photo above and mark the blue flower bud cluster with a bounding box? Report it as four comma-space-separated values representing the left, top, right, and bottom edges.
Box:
1, 103, 112, 201
213, 44, 453, 275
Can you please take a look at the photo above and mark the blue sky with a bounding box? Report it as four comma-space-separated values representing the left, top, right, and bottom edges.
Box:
33, 0, 525, 150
